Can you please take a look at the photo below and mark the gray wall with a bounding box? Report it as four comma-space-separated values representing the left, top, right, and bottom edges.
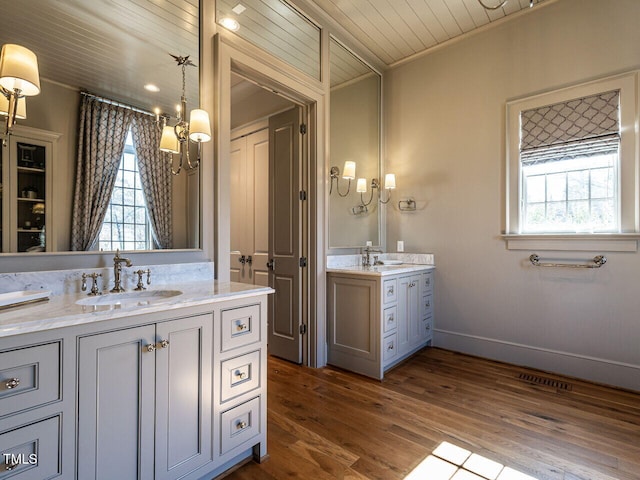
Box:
384, 0, 640, 390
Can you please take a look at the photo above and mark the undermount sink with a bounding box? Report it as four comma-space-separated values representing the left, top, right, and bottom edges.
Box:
76, 289, 182, 307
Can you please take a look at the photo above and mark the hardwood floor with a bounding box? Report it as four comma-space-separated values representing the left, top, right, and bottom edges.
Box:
223, 348, 640, 480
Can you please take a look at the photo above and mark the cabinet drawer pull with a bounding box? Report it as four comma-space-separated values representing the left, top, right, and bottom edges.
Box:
236, 323, 248, 331
236, 420, 248, 430
387, 286, 394, 295
5, 460, 20, 471
387, 343, 394, 350
425, 277, 431, 286
145, 344, 156, 353
5, 377, 20, 389
387, 315, 394, 323
235, 370, 247, 380
425, 300, 431, 308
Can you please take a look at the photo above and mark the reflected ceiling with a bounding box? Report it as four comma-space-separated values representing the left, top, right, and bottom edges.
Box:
0, 0, 199, 115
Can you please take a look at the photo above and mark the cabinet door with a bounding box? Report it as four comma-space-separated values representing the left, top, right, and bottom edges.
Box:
155, 314, 213, 480
397, 274, 421, 356
78, 325, 156, 480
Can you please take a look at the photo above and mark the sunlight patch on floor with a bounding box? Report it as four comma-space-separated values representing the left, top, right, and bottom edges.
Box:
404, 441, 539, 480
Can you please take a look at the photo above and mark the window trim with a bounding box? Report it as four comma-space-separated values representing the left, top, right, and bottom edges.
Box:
504, 71, 640, 251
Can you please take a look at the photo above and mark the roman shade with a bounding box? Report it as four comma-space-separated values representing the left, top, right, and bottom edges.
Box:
520, 90, 620, 164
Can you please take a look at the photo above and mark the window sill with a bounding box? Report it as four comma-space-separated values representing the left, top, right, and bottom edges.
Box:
501, 233, 640, 252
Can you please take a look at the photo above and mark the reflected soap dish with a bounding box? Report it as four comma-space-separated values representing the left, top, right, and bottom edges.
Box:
0, 290, 51, 310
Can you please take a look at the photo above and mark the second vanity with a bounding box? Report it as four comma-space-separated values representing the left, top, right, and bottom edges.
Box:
0, 264, 272, 480
327, 259, 434, 380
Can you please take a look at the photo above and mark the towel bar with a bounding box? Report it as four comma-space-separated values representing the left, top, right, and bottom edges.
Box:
529, 254, 607, 269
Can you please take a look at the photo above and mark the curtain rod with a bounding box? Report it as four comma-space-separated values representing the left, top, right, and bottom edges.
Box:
80, 91, 156, 118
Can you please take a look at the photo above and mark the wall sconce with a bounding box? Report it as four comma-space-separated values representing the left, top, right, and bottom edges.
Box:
159, 55, 211, 175
0, 44, 40, 140
358, 173, 396, 206
329, 160, 356, 197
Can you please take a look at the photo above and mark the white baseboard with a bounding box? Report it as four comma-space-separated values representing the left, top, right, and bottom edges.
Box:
434, 329, 640, 392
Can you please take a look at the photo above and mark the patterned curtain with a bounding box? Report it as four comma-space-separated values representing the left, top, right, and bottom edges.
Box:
131, 114, 173, 249
71, 96, 134, 251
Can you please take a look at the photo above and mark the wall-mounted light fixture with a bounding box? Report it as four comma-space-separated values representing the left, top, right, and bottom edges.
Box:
358, 173, 396, 206
0, 44, 40, 140
159, 54, 211, 175
329, 160, 356, 197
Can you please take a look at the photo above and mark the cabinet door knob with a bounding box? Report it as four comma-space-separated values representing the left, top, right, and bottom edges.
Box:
387, 343, 394, 350
236, 421, 248, 430
5, 460, 20, 471
145, 344, 156, 353
235, 370, 247, 379
158, 339, 170, 349
238, 255, 246, 264
5, 377, 20, 389
388, 315, 394, 323
236, 323, 248, 331
246, 255, 252, 266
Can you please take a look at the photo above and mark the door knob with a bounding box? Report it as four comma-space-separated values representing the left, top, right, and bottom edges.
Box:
238, 255, 246, 264
266, 259, 275, 271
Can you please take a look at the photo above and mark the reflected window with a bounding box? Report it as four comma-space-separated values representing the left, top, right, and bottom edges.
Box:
217, 0, 321, 80
98, 131, 151, 251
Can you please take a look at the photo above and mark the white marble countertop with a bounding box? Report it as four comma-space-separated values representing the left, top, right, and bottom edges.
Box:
0, 281, 274, 338
326, 264, 434, 277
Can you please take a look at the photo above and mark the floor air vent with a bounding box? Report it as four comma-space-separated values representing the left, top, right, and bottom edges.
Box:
518, 373, 572, 391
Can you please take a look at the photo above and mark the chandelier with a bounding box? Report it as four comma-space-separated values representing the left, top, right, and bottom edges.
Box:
159, 55, 211, 175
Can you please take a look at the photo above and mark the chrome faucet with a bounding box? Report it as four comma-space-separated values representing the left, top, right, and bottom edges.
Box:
111, 249, 132, 293
362, 246, 383, 267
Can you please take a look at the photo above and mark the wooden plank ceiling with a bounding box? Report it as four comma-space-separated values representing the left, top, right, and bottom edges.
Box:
0, 0, 545, 116
310, 0, 546, 66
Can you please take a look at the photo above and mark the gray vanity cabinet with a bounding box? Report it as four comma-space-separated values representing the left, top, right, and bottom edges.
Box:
328, 267, 434, 380
78, 313, 212, 480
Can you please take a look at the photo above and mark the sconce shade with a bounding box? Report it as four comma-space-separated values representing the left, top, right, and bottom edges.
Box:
356, 178, 367, 193
188, 109, 211, 143
160, 125, 180, 153
384, 173, 396, 189
0, 44, 41, 96
0, 94, 26, 119
342, 161, 356, 179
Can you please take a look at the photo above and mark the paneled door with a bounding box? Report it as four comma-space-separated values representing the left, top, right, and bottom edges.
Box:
267, 107, 303, 363
230, 129, 269, 287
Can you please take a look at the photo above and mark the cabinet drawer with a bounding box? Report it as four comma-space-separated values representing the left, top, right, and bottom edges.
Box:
383, 279, 397, 304
220, 350, 261, 403
382, 333, 398, 364
421, 271, 434, 295
220, 396, 261, 455
221, 304, 261, 352
422, 317, 433, 340
0, 343, 60, 418
0, 416, 60, 479
383, 306, 397, 333
422, 293, 433, 319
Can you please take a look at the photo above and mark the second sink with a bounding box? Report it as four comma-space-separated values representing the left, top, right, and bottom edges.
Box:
76, 289, 182, 307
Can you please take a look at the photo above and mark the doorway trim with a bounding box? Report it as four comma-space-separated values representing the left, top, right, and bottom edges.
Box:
213, 33, 327, 368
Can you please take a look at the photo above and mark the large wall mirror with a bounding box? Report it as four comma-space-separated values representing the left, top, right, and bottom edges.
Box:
328, 36, 381, 249
0, 0, 200, 254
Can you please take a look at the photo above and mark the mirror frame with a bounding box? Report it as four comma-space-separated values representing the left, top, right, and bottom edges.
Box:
327, 34, 384, 252
0, 0, 213, 272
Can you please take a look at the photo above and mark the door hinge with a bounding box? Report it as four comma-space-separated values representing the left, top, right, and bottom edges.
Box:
300, 123, 307, 135
299, 324, 307, 335
299, 257, 307, 268
299, 190, 307, 201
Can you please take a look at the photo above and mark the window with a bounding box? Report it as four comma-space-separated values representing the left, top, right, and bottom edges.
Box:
505, 71, 640, 249
520, 90, 619, 233
98, 131, 152, 251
